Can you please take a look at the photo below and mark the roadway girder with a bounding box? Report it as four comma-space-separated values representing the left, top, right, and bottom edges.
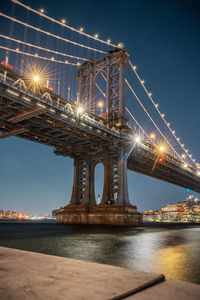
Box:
6, 107, 45, 123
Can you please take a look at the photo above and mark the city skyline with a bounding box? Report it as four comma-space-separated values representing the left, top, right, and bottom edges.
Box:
0, 0, 200, 215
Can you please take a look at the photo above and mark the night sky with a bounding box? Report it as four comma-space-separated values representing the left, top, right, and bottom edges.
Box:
0, 0, 200, 215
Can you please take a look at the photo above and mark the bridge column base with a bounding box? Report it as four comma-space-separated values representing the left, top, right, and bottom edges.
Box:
56, 204, 142, 226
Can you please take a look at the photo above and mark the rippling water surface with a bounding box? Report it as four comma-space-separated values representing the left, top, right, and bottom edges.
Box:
0, 222, 200, 284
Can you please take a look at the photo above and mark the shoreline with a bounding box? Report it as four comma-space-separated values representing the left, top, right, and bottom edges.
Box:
0, 219, 200, 227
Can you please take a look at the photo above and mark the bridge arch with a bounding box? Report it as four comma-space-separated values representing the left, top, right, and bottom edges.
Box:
94, 162, 104, 205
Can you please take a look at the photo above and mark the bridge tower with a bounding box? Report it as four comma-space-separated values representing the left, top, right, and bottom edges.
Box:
57, 49, 142, 225
77, 48, 129, 127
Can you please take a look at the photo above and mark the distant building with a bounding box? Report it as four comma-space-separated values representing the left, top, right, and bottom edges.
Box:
11, 210, 17, 219
5, 210, 11, 218
0, 209, 31, 219
143, 195, 200, 223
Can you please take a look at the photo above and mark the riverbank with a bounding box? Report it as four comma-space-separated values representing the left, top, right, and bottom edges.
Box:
0, 246, 200, 300
1, 218, 200, 226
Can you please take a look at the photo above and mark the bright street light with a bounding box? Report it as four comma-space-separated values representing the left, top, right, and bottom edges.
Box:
135, 136, 141, 143
159, 146, 165, 152
77, 106, 83, 114
33, 75, 40, 82
98, 101, 104, 112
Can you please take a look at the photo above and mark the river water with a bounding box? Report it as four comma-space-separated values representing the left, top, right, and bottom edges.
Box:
0, 222, 200, 284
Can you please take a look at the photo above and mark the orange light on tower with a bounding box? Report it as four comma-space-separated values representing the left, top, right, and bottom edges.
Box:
98, 100, 104, 113
150, 133, 156, 140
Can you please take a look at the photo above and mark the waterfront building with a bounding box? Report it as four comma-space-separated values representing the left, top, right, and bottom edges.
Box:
143, 194, 200, 223
0, 209, 31, 219
5, 210, 11, 218
11, 210, 17, 219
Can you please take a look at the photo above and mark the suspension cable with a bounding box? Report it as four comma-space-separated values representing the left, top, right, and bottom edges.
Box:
12, 0, 118, 48
95, 83, 106, 97
125, 79, 183, 161
125, 107, 157, 146
0, 34, 88, 61
0, 45, 79, 66
95, 80, 154, 144
100, 72, 177, 156
129, 60, 198, 167
99, 74, 161, 147
0, 13, 106, 54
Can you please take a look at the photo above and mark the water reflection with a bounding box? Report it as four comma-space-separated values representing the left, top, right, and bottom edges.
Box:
155, 244, 191, 282
0, 224, 200, 284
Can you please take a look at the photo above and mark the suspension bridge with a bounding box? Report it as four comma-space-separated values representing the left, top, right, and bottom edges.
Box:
0, 0, 199, 225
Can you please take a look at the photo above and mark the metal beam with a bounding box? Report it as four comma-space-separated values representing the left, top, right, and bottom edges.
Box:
0, 127, 29, 138
7, 107, 45, 123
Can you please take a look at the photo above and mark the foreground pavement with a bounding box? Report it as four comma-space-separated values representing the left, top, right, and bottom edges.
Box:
0, 246, 199, 299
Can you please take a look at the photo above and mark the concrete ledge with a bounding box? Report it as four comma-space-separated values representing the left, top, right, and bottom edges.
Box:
0, 246, 199, 300
0, 246, 162, 299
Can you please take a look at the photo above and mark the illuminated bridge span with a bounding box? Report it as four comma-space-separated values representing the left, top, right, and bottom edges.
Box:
0, 0, 199, 224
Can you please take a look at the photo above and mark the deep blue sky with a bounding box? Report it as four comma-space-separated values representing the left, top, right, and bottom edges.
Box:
0, 0, 200, 215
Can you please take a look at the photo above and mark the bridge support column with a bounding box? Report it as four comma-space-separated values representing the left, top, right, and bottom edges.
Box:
102, 155, 118, 204
82, 158, 96, 205
70, 157, 96, 205
70, 159, 86, 205
116, 147, 130, 205
101, 147, 130, 205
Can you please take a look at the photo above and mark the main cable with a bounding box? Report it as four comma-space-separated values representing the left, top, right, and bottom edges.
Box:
126, 78, 183, 161
0, 45, 79, 66
0, 34, 88, 61
129, 60, 198, 167
12, 0, 118, 48
0, 13, 106, 54
99, 73, 159, 147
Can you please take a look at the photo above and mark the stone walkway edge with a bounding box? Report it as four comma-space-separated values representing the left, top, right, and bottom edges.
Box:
0, 246, 199, 300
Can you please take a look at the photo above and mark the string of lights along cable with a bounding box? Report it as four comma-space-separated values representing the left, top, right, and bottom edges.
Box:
101, 66, 198, 169
0, 45, 79, 66
99, 73, 159, 147
11, 0, 120, 48
0, 13, 107, 54
0, 34, 88, 61
125, 79, 183, 161
128, 60, 198, 168
0, 0, 199, 172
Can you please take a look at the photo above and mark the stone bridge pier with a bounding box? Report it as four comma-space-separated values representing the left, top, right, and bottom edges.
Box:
56, 145, 142, 225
